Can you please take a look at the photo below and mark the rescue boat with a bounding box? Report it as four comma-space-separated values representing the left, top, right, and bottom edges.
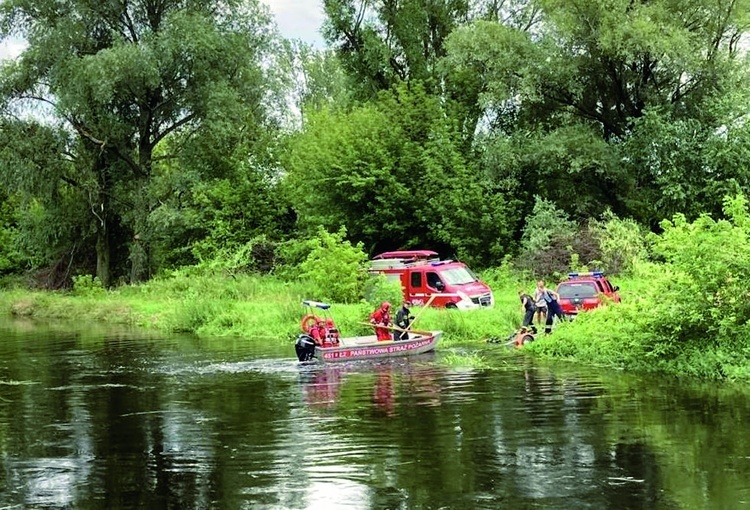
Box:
294, 300, 441, 363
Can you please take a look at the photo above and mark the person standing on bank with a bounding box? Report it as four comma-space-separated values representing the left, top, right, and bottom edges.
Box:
518, 289, 536, 330
533, 280, 548, 326
536, 280, 562, 333
393, 301, 414, 341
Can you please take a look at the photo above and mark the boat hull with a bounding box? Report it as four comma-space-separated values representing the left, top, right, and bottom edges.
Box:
313, 331, 441, 363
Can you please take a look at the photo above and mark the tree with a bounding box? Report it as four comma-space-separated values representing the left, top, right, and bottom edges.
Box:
322, 0, 470, 97
0, 0, 279, 285
0, 119, 100, 285
282, 41, 352, 126
444, 0, 750, 224
284, 83, 520, 265
322, 0, 541, 143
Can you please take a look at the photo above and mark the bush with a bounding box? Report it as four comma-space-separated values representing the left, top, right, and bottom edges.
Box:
272, 237, 319, 280
517, 201, 647, 278
71, 274, 106, 297
363, 273, 403, 308
195, 235, 278, 274
297, 227, 368, 303
589, 210, 648, 274
516, 196, 579, 277
520, 196, 578, 254
531, 195, 750, 381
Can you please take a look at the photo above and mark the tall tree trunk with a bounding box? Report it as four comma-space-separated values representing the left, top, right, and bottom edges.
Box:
129, 175, 151, 284
93, 159, 111, 287
129, 119, 154, 283
96, 221, 111, 287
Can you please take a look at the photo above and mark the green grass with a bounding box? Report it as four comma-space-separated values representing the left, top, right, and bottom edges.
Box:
0, 272, 529, 344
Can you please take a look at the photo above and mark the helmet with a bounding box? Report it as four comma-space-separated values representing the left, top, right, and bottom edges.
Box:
381, 301, 391, 310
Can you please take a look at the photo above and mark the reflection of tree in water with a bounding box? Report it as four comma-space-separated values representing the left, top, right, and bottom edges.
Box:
437, 365, 679, 508
604, 441, 676, 509
15, 327, 749, 508
292, 359, 745, 509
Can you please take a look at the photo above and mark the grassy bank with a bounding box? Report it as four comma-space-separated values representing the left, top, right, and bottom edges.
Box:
0, 269, 527, 349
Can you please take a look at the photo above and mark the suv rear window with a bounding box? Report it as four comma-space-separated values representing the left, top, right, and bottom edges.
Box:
558, 282, 598, 298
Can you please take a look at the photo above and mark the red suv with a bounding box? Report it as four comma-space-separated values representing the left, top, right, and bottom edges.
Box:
555, 272, 620, 317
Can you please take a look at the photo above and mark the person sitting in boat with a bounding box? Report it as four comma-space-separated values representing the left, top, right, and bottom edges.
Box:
370, 302, 392, 341
324, 318, 340, 346
307, 319, 327, 346
393, 301, 414, 341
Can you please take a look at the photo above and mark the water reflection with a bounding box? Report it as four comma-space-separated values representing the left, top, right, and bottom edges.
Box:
299, 365, 344, 411
0, 322, 748, 509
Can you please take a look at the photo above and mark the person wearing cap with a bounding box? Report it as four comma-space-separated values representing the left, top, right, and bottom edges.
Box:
370, 302, 392, 341
393, 301, 415, 341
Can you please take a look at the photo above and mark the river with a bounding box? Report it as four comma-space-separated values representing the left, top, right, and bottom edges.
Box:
0, 319, 747, 509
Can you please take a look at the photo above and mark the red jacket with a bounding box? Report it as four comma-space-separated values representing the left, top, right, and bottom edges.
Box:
370, 307, 391, 341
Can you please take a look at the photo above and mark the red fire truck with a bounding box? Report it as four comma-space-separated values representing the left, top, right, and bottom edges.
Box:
369, 250, 494, 310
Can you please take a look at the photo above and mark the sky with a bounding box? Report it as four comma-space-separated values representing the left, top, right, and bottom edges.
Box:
0, 0, 327, 61
266, 0, 326, 48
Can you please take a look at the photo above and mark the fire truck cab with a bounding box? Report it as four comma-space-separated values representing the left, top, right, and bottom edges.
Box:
369, 250, 494, 310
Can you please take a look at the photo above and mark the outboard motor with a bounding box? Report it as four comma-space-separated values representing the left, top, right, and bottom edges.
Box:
295, 334, 317, 362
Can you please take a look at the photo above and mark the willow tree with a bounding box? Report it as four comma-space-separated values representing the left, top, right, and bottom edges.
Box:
322, 0, 471, 95
321, 0, 542, 148
444, 0, 750, 223
0, 0, 277, 285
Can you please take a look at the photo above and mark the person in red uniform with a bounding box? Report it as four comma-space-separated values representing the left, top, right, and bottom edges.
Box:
370, 302, 392, 341
307, 319, 326, 345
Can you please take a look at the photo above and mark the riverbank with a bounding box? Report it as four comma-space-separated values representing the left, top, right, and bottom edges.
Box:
0, 270, 524, 348
2, 263, 748, 381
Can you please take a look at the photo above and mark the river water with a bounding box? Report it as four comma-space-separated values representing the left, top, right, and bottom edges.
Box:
0, 319, 748, 509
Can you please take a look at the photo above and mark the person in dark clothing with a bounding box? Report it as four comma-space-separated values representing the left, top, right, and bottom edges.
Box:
519, 289, 536, 329
393, 302, 415, 341
538, 283, 562, 334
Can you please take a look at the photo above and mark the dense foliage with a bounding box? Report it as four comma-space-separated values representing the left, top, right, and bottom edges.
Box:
2, 0, 750, 282
0, 0, 282, 287
530, 195, 750, 380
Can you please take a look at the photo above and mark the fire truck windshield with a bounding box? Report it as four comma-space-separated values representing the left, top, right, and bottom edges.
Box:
440, 267, 477, 285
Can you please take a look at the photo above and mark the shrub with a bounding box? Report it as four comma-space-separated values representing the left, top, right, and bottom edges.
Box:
589, 210, 648, 274
71, 274, 106, 297
272, 237, 319, 280
516, 196, 579, 277
297, 227, 368, 303
364, 273, 403, 308
520, 196, 578, 254
532, 195, 750, 380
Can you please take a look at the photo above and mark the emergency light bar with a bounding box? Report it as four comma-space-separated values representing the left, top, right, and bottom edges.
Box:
302, 300, 331, 309
568, 271, 604, 278
429, 260, 454, 266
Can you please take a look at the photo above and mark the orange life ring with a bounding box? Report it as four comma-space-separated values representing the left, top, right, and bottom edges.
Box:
300, 314, 322, 333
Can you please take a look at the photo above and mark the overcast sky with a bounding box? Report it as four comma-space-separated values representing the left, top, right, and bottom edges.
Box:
267, 0, 326, 47
0, 0, 326, 61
